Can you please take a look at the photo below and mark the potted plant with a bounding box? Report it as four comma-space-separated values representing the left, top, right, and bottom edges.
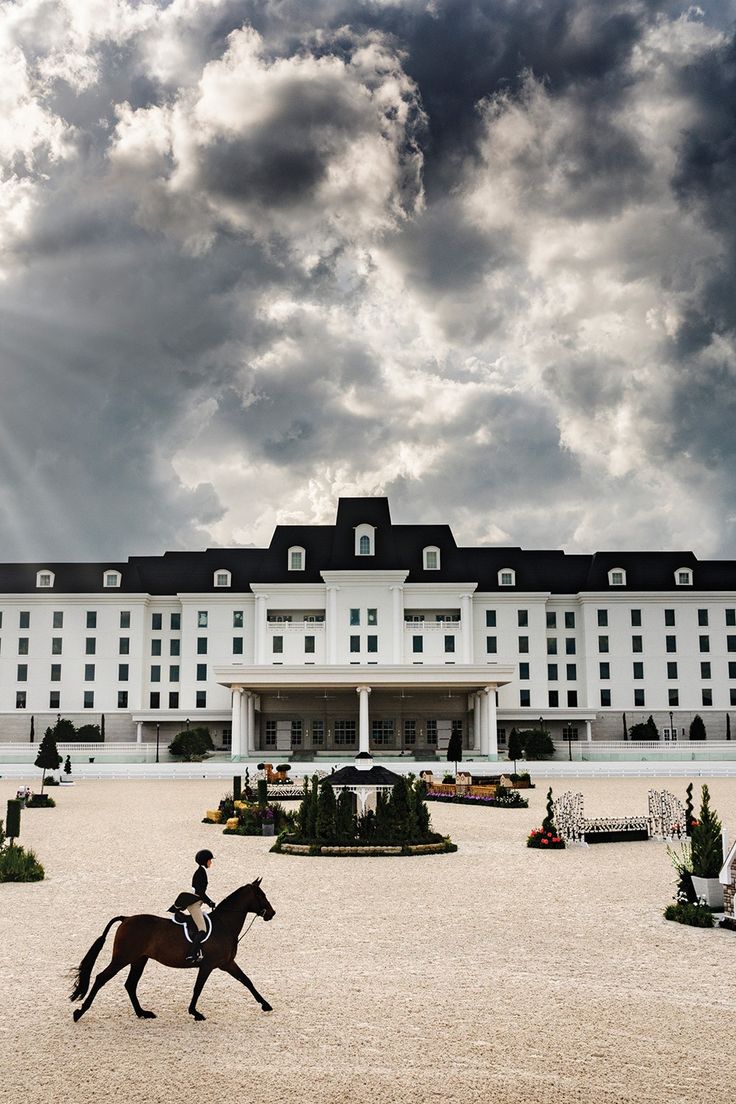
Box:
690, 784, 724, 908
261, 807, 276, 836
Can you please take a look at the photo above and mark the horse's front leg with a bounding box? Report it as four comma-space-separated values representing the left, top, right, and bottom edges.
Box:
221, 960, 273, 1012
188, 964, 214, 1021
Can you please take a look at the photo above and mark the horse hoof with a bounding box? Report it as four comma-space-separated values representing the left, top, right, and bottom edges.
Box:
191, 1012, 206, 1022
140, 1011, 157, 1019
261, 1003, 273, 1013
73, 1009, 83, 1023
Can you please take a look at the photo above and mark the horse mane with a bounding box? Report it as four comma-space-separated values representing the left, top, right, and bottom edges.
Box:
215, 879, 261, 913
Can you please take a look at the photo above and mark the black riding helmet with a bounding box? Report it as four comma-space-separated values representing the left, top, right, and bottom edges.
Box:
195, 849, 214, 865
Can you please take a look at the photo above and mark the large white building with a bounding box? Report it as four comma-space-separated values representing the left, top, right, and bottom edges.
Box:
1, 496, 735, 759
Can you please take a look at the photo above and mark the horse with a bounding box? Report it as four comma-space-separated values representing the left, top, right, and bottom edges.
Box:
70, 878, 275, 1022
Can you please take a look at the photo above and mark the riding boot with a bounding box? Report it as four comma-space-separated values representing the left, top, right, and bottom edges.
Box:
186, 931, 206, 963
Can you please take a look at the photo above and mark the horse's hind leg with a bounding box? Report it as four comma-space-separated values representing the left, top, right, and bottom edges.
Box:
73, 957, 129, 1022
188, 964, 214, 1022
221, 961, 273, 1012
125, 957, 156, 1019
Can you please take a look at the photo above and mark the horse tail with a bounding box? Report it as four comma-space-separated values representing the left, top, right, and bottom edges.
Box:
70, 916, 126, 1002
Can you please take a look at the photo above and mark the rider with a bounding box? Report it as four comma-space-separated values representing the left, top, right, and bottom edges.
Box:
169, 850, 216, 962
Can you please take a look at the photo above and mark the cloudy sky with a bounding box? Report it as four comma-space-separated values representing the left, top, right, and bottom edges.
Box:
2, 0, 736, 563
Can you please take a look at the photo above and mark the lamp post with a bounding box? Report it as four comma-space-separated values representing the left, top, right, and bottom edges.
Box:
185, 717, 190, 732
155, 722, 160, 764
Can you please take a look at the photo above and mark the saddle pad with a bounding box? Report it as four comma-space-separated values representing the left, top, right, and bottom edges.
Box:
170, 911, 213, 943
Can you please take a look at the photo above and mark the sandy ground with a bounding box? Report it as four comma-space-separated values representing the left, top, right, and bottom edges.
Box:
1, 776, 735, 1104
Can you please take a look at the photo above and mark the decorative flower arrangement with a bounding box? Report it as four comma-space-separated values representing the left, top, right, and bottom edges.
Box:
261, 807, 275, 823
526, 827, 565, 849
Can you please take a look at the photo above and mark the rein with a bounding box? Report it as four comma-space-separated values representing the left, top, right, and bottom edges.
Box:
237, 909, 265, 944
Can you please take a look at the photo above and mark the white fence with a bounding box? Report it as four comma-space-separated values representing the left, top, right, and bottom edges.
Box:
559, 739, 736, 761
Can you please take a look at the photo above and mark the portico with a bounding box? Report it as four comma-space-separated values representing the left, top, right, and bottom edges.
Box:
214, 664, 516, 760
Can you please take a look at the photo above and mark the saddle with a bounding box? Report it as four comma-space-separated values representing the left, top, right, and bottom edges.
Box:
169, 910, 213, 945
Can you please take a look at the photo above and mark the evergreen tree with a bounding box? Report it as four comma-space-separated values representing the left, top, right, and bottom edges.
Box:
307, 775, 320, 839
622, 712, 628, 741
64, 756, 72, 776
446, 727, 463, 770
389, 778, 411, 842
689, 715, 707, 741
646, 715, 659, 740
685, 782, 694, 836
507, 728, 523, 763
374, 790, 391, 841
316, 782, 337, 842
52, 718, 76, 743
34, 728, 62, 792
335, 788, 355, 842
541, 787, 556, 834
691, 784, 723, 878
727, 715, 732, 741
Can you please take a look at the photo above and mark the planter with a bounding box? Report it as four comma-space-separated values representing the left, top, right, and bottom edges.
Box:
691, 875, 724, 910
261, 824, 275, 837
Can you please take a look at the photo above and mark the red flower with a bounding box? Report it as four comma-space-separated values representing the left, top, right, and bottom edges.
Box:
552, 837, 561, 844
541, 838, 549, 845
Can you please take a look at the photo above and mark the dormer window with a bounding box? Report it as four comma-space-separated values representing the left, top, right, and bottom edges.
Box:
103, 570, 121, 588
675, 567, 693, 586
423, 546, 440, 570
608, 568, 626, 586
288, 546, 305, 571
36, 570, 54, 589
355, 523, 375, 556
498, 569, 515, 586
214, 570, 231, 588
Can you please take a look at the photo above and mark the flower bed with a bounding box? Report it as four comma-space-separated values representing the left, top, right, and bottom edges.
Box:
527, 827, 565, 849
427, 790, 528, 809
276, 838, 456, 857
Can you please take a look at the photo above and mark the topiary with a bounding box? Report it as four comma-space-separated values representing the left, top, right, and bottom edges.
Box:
691, 784, 723, 878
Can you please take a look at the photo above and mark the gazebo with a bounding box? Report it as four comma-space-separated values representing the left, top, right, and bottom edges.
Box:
322, 753, 403, 814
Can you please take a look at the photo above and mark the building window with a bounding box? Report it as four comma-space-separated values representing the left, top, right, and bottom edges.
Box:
196, 691, 206, 708
444, 635, 455, 653
546, 612, 557, 628
600, 689, 611, 707
668, 688, 679, 706
518, 636, 529, 654
599, 662, 610, 679
371, 719, 394, 745
86, 611, 97, 629
170, 639, 180, 656
548, 690, 559, 707
85, 638, 96, 655
664, 609, 675, 627
633, 662, 644, 679
152, 613, 162, 631
608, 568, 626, 586
151, 639, 162, 656
666, 635, 677, 653
520, 689, 530, 707
667, 662, 678, 679
701, 661, 711, 680
403, 719, 416, 746
53, 611, 64, 629
197, 638, 207, 655
84, 691, 94, 709
355, 524, 375, 556
566, 664, 577, 681
312, 720, 325, 746
305, 635, 316, 654
49, 690, 60, 709
412, 636, 423, 654
702, 688, 713, 707
149, 692, 160, 709
290, 720, 303, 747
632, 636, 643, 653
116, 690, 127, 708
36, 570, 54, 588
634, 689, 645, 707
698, 609, 709, 627
562, 725, 579, 741
486, 636, 497, 654
731, 689, 736, 706
367, 608, 378, 626
118, 664, 129, 681
84, 664, 95, 682
119, 637, 129, 655
214, 570, 231, 587
423, 547, 440, 570
171, 612, 181, 630
264, 720, 277, 748
564, 612, 575, 629
367, 635, 378, 653
350, 609, 360, 626
288, 547, 305, 571
197, 611, 208, 628
51, 637, 62, 655
334, 720, 357, 745
728, 636, 736, 653
120, 611, 130, 629
273, 637, 283, 654
18, 638, 28, 655
519, 662, 530, 680
730, 662, 736, 679
169, 691, 179, 709
233, 637, 243, 655
170, 665, 179, 682
565, 638, 576, 655
547, 638, 557, 655
676, 568, 693, 586
631, 609, 642, 627
426, 720, 438, 746
548, 664, 558, 681
17, 664, 27, 681
727, 609, 736, 626
499, 569, 515, 586
16, 691, 26, 708
51, 664, 61, 681
518, 610, 528, 627
486, 610, 496, 627
104, 570, 121, 588
699, 635, 710, 653
19, 611, 30, 629
151, 665, 161, 682
597, 610, 608, 627
567, 690, 578, 707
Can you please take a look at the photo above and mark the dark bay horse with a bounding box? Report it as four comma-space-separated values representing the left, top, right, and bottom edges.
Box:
70, 878, 275, 1022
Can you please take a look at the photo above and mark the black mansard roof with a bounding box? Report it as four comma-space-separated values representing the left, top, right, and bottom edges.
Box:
0, 497, 734, 595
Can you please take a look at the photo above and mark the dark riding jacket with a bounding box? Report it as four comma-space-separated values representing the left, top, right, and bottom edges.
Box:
168, 864, 215, 913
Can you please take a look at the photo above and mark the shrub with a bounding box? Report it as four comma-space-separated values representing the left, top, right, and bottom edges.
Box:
0, 845, 45, 882
689, 715, 707, 742
28, 794, 55, 808
510, 729, 555, 760
664, 901, 714, 927
168, 727, 214, 761
527, 828, 565, 849
690, 784, 723, 878
442, 773, 454, 784
76, 723, 102, 742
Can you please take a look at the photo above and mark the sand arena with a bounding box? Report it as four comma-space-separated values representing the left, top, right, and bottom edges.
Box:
1, 775, 735, 1104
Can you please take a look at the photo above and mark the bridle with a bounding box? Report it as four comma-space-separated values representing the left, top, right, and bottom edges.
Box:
237, 905, 270, 944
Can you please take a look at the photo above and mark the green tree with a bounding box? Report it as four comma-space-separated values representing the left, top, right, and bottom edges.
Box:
446, 727, 463, 770
689, 715, 707, 741
542, 786, 556, 834
168, 727, 214, 760
34, 728, 62, 792
75, 723, 101, 742
517, 728, 555, 759
691, 784, 723, 878
52, 718, 76, 742
316, 782, 337, 842
646, 714, 659, 740
628, 722, 651, 741
507, 728, 523, 763
335, 788, 355, 842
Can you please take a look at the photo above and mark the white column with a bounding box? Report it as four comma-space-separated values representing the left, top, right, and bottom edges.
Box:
486, 687, 498, 759
255, 595, 268, 664
479, 689, 489, 756
326, 587, 338, 664
391, 585, 403, 663
136, 721, 143, 745
248, 693, 256, 755
473, 693, 481, 751
240, 691, 249, 757
460, 594, 474, 663
231, 688, 242, 758
585, 719, 592, 743
357, 686, 371, 755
